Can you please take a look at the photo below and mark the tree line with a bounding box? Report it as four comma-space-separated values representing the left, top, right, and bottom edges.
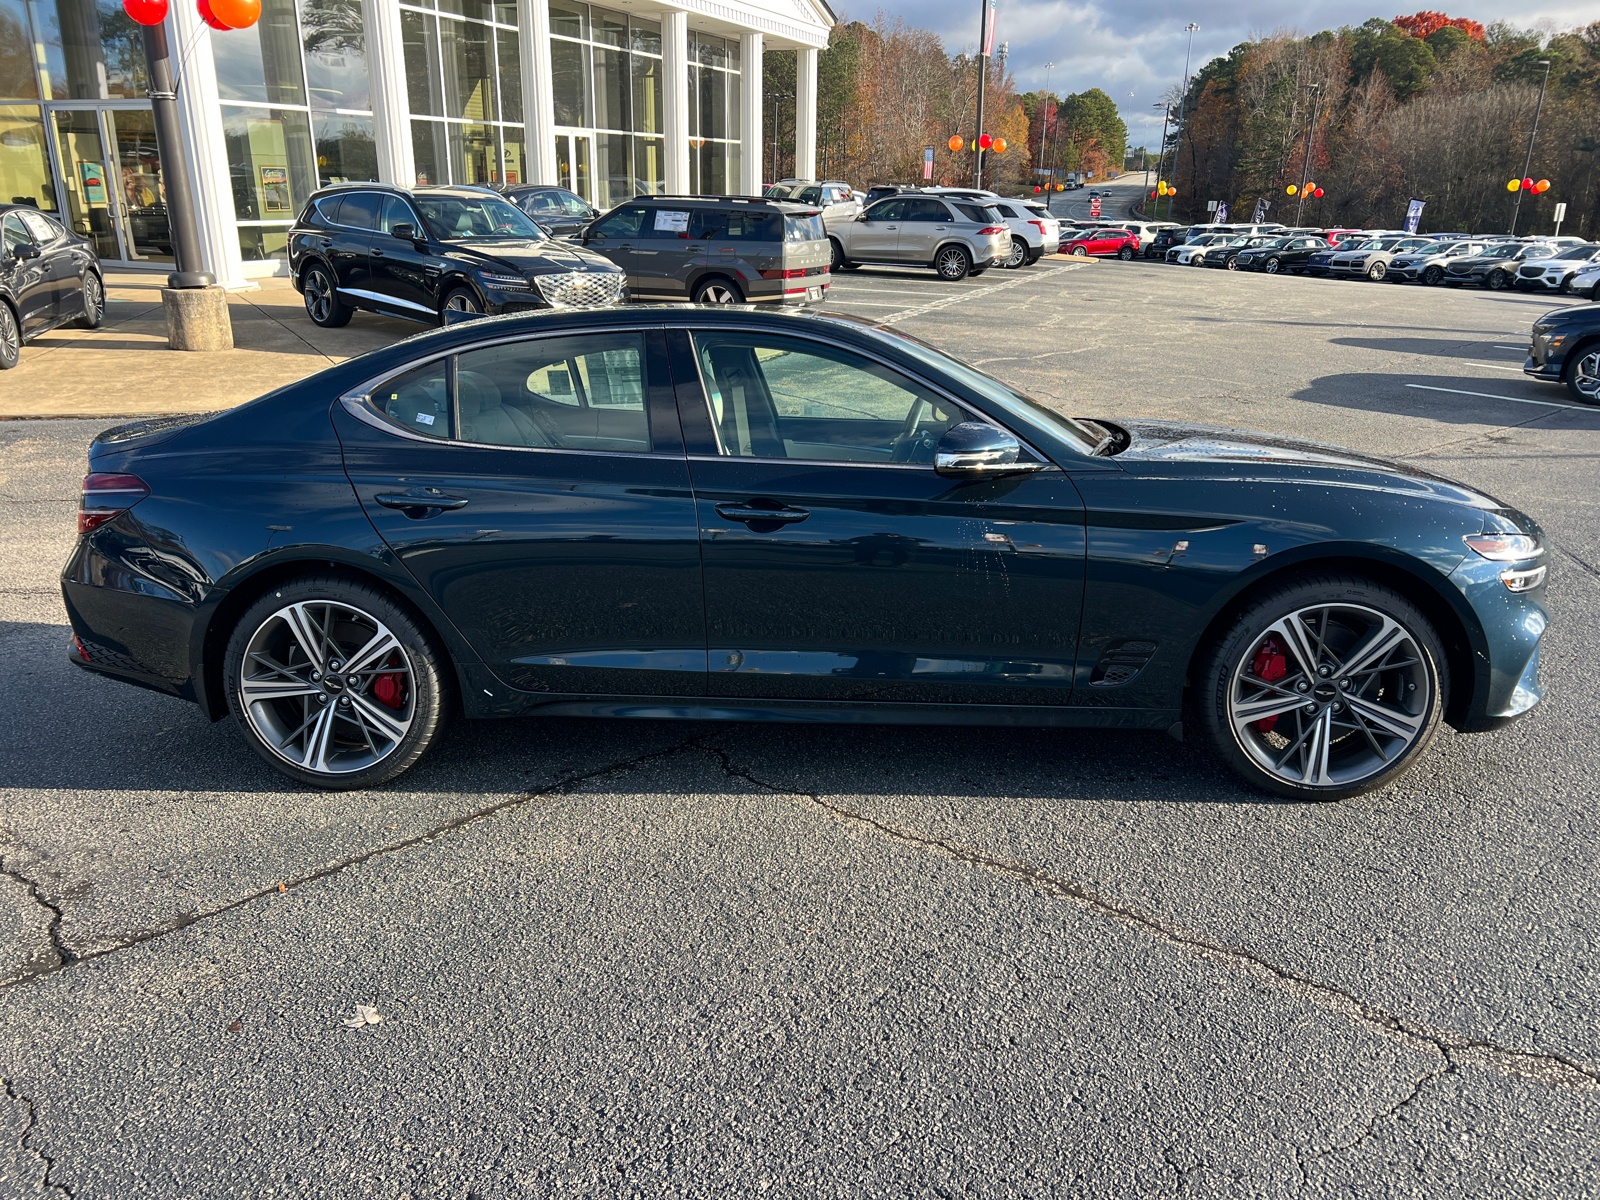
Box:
1159, 14, 1600, 237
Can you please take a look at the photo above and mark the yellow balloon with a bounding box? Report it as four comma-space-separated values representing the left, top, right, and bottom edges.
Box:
1286, 185, 1297, 196
1506, 178, 1521, 191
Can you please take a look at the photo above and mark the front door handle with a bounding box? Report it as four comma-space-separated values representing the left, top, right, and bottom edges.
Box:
375, 492, 469, 517
318, 237, 333, 247
715, 503, 809, 525
371, 247, 385, 257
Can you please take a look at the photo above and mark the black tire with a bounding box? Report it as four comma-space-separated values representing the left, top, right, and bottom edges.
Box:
934, 244, 971, 281
441, 287, 482, 318
1071, 246, 1088, 257
1118, 246, 1135, 261
1421, 266, 1444, 286
1025, 248, 1042, 266
1566, 344, 1600, 405
1198, 574, 1448, 801
0, 303, 18, 369
1486, 270, 1510, 291
829, 237, 849, 272
76, 271, 105, 329
1003, 239, 1028, 269
1265, 258, 1282, 275
1591, 283, 1600, 303
302, 264, 352, 327
692, 276, 743, 304
223, 576, 450, 790
1558, 275, 1572, 295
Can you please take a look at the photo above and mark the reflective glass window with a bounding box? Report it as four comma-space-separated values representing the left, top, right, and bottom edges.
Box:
631, 53, 661, 135
238, 224, 290, 263
496, 29, 522, 123
632, 136, 663, 196
377, 360, 452, 439
411, 118, 448, 185
593, 8, 625, 46
0, 107, 57, 211
0, 0, 39, 100
3, 211, 31, 252
551, 38, 590, 127
31, 0, 148, 100
301, 0, 370, 110
594, 47, 627, 132
313, 114, 378, 183
338, 191, 381, 229
440, 17, 494, 121
629, 16, 660, 55
221, 106, 316, 222
403, 11, 443, 117
456, 334, 651, 453
499, 126, 525, 185
549, 0, 586, 38
212, 0, 308, 105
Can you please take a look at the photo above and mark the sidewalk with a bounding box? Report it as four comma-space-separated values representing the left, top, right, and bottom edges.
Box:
0, 273, 419, 419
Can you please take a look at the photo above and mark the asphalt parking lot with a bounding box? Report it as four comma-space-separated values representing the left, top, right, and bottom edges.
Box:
2, 241, 1598, 1197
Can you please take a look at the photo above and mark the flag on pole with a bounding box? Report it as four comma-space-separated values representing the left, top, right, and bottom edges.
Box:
1252, 197, 1268, 223
982, 0, 998, 56
923, 146, 934, 180
1215, 202, 1229, 223
1404, 198, 1425, 234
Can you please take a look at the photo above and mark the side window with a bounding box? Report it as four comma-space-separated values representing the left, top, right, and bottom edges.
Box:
642, 207, 692, 238
522, 191, 561, 216
692, 332, 967, 464
864, 199, 905, 222
379, 195, 417, 234
19, 211, 57, 243
313, 196, 342, 226
994, 204, 1016, 218
340, 192, 382, 231
455, 333, 652, 453
557, 190, 592, 215
592, 206, 647, 238
375, 360, 451, 439
2, 214, 29, 253
698, 210, 778, 240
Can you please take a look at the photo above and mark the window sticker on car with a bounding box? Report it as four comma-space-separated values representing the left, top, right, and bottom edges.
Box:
415, 413, 435, 425
654, 210, 689, 232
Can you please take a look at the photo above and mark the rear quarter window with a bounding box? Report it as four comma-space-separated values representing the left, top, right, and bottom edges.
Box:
953, 203, 995, 223
783, 213, 825, 242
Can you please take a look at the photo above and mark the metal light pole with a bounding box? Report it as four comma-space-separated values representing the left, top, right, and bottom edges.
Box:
1151, 102, 1170, 213
973, 0, 991, 188
1293, 83, 1320, 226
1047, 91, 1066, 195
1041, 61, 1052, 193
142, 22, 211, 288
1510, 59, 1551, 236
1168, 22, 1198, 221
769, 91, 792, 184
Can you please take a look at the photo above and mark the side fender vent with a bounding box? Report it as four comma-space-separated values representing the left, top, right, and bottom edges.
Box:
1090, 640, 1158, 686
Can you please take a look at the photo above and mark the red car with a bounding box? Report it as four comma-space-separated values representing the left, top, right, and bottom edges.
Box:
1060, 228, 1139, 259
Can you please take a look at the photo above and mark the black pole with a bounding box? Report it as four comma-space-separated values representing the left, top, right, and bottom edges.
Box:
1047, 94, 1065, 193
1294, 84, 1319, 226
973, 0, 987, 188
142, 22, 212, 287
1510, 59, 1551, 236
1152, 103, 1170, 214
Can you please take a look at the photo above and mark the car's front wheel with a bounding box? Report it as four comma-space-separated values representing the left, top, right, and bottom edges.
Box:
1486, 270, 1511, 291
0, 303, 18, 369
77, 272, 105, 329
1265, 258, 1282, 275
1198, 575, 1447, 801
1070, 246, 1088, 257
1422, 266, 1444, 286
935, 245, 971, 281
224, 577, 449, 790
1567, 345, 1600, 405
302, 265, 352, 328
1366, 261, 1387, 281
829, 238, 850, 272
442, 287, 482, 318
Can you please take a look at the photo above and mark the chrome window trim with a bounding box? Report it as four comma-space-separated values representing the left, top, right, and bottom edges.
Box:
312, 190, 424, 237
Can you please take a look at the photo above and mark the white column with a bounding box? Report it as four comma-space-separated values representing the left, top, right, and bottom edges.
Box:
520, 0, 557, 185
738, 31, 762, 196
165, 6, 247, 288
661, 10, 689, 194
362, 0, 415, 186
795, 47, 817, 181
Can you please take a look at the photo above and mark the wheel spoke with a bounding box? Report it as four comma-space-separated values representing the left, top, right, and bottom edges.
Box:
342, 628, 401, 676
281, 603, 330, 672
1298, 709, 1335, 786
1344, 693, 1425, 740
302, 705, 338, 772
1231, 692, 1310, 733
346, 692, 409, 743
1263, 613, 1323, 679
1334, 616, 1406, 681
241, 676, 320, 704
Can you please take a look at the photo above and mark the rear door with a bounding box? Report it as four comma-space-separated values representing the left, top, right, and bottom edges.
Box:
324, 191, 380, 297
669, 327, 1087, 706
896, 198, 954, 264
632, 204, 698, 300
337, 326, 707, 697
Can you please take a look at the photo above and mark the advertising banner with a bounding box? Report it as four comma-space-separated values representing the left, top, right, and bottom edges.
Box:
1215, 202, 1229, 223
1252, 197, 1268, 222
1404, 198, 1425, 234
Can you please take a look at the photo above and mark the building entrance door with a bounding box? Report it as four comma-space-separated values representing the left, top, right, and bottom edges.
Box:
49, 106, 171, 267
554, 133, 593, 203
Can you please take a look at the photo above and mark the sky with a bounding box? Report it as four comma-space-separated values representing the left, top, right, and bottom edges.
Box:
840, 0, 1600, 145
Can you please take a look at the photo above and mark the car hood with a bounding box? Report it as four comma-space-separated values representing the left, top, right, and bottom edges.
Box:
1108, 420, 1509, 513
440, 238, 621, 275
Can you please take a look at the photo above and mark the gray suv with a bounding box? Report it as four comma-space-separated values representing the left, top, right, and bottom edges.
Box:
579, 196, 831, 305
834, 195, 1009, 281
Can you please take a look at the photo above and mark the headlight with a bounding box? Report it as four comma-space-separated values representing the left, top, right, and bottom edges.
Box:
1500, 565, 1546, 592
475, 271, 530, 288
1464, 533, 1541, 561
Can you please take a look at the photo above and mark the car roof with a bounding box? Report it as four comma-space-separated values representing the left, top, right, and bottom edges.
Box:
309, 182, 503, 201
617, 195, 819, 213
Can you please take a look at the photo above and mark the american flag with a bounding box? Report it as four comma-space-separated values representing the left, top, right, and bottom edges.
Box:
982, 0, 998, 57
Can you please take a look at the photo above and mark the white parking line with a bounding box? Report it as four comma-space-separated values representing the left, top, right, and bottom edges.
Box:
1404, 383, 1589, 411
827, 286, 959, 296
1494, 345, 1527, 350
822, 300, 907, 307
1474, 363, 1528, 371
877, 264, 1084, 325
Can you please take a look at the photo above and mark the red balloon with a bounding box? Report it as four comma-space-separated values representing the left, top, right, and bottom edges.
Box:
1033, 186, 1041, 193
123, 0, 168, 25
197, 0, 233, 28
210, 0, 259, 25
1313, 188, 1324, 198
978, 134, 994, 150
1522, 177, 1534, 190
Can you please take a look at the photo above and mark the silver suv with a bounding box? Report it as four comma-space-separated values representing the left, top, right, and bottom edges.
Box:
765, 179, 860, 237
1515, 244, 1600, 293
1386, 239, 1490, 285
833, 195, 1010, 281
580, 196, 831, 305
919, 188, 1059, 267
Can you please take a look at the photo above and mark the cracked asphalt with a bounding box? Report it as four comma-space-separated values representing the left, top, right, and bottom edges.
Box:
2, 232, 1599, 1197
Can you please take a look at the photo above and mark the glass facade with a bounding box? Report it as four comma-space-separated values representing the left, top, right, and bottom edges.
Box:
687, 32, 740, 196
214, 0, 377, 264
401, 0, 524, 186
549, 0, 665, 209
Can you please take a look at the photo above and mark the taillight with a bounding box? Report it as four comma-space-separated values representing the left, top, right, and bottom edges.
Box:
79, 472, 149, 534
1028, 220, 1047, 235
978, 226, 1006, 235
759, 268, 810, 280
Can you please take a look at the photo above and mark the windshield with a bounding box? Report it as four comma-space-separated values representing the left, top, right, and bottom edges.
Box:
414, 194, 546, 241
870, 327, 1102, 455
1412, 241, 1453, 254
1225, 236, 1251, 246
1556, 245, 1598, 259
763, 183, 796, 198
1481, 244, 1520, 259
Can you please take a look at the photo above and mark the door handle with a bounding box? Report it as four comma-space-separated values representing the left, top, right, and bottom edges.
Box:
371, 247, 385, 257
715, 503, 809, 525
375, 493, 469, 516
318, 237, 333, 247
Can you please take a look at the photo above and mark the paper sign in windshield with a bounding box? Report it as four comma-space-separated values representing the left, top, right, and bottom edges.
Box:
654, 210, 689, 232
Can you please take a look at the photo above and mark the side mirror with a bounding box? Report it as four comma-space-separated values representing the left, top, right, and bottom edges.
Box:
14, 242, 40, 261
390, 223, 417, 242
855, 211, 869, 222
934, 422, 1045, 478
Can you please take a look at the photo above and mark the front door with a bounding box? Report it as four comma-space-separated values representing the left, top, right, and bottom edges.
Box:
338, 327, 707, 697
1, 213, 54, 332
555, 133, 593, 204
581, 203, 647, 290
849, 199, 904, 263
366, 194, 440, 319
670, 328, 1087, 705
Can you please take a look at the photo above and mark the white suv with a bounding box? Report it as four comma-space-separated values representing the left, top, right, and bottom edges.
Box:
1570, 260, 1600, 301
1514, 244, 1600, 293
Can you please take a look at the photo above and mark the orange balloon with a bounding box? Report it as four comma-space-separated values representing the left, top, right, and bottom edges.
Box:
947, 135, 963, 153
993, 138, 1007, 154
1537, 179, 1551, 193
209, 0, 259, 25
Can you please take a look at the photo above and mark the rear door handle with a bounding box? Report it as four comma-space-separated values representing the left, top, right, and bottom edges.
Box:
375, 493, 469, 515
715, 503, 809, 525
318, 237, 333, 247
371, 247, 385, 257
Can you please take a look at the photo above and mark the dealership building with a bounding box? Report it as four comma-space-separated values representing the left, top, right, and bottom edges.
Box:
0, 0, 831, 287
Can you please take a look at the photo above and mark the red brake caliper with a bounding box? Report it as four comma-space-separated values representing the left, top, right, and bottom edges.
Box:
1250, 637, 1288, 732
372, 660, 407, 711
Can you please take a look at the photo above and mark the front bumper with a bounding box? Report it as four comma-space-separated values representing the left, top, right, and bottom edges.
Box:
1448, 552, 1548, 732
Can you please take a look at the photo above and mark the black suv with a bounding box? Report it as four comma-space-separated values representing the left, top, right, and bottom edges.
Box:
1525, 302, 1600, 404
1144, 227, 1190, 260
497, 184, 599, 239
288, 183, 624, 328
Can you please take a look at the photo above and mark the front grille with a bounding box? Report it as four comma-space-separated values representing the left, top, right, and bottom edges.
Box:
533, 270, 626, 308
1518, 265, 1545, 278
1447, 262, 1473, 274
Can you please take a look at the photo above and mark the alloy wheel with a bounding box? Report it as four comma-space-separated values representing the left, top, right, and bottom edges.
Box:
1367, 261, 1386, 280
239, 600, 415, 776
83, 274, 104, 324
304, 270, 332, 322
697, 283, 739, 303
445, 291, 481, 313
1071, 246, 1087, 256
1005, 240, 1027, 269
1227, 602, 1432, 790
0, 304, 18, 368
936, 247, 969, 278
1265, 258, 1281, 274
1571, 349, 1600, 404
1226, 257, 1239, 270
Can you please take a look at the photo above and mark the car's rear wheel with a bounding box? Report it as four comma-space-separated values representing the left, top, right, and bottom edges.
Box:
693, 276, 743, 303
1487, 270, 1511, 291
1366, 261, 1387, 280
1567, 346, 1600, 405
1421, 266, 1444, 286
76, 272, 105, 329
1003, 239, 1028, 269
0, 303, 18, 369
302, 265, 352, 328
1199, 576, 1446, 801
935, 245, 971, 281
1118, 246, 1135, 260
224, 577, 448, 790
1265, 258, 1282, 275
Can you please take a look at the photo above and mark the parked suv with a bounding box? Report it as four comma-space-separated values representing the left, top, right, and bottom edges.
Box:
921, 188, 1059, 266
497, 184, 599, 238
833, 194, 1009, 281
1234, 234, 1330, 274
1571, 261, 1600, 302
1328, 235, 1433, 280
764, 179, 861, 236
1386, 239, 1491, 285
1062, 227, 1139, 258
1205, 234, 1283, 269
1525, 302, 1600, 403
288, 184, 625, 327
1515, 244, 1600, 293
580, 195, 830, 305
1444, 242, 1561, 290
1145, 226, 1190, 259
